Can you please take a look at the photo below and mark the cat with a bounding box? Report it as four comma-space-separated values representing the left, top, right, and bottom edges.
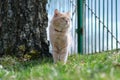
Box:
49, 9, 71, 64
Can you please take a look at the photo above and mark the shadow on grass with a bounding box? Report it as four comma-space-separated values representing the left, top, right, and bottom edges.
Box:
0, 55, 53, 72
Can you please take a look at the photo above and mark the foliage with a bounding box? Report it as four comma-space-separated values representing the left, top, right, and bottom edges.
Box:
0, 52, 120, 80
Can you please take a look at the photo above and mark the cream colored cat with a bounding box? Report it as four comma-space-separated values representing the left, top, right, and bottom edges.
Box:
49, 9, 71, 64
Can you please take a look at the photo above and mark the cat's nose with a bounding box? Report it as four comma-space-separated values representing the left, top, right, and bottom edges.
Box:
66, 20, 69, 24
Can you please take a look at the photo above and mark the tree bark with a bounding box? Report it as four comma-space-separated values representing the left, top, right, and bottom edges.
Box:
0, 0, 51, 59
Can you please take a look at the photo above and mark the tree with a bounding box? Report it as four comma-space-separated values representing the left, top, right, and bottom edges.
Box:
0, 0, 51, 59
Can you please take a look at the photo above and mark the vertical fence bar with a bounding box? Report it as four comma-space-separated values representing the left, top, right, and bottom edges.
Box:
85, 0, 86, 53
83, 0, 86, 53
77, 0, 83, 54
102, 0, 105, 51
98, 0, 101, 52
107, 0, 109, 50
75, 0, 78, 53
88, 0, 89, 53
84, 1, 86, 53
111, 0, 113, 50
71, 0, 74, 53
116, 0, 118, 50
94, 0, 96, 53
91, 0, 93, 53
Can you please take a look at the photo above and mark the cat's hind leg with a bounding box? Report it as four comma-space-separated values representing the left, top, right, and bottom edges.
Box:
59, 51, 68, 64
52, 51, 59, 63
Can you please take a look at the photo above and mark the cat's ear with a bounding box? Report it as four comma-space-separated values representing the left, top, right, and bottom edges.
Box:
66, 11, 70, 17
54, 9, 59, 17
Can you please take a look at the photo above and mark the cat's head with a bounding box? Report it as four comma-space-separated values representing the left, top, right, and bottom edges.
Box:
51, 9, 71, 32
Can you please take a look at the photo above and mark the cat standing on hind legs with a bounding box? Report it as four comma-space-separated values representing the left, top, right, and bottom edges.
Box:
49, 9, 71, 64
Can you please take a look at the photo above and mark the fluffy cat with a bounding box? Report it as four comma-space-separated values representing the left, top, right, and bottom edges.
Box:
49, 9, 71, 64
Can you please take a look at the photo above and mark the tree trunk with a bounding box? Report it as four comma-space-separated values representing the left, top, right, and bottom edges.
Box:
0, 0, 51, 59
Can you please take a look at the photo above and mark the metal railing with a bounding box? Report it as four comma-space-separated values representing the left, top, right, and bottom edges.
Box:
47, 0, 120, 54
84, 0, 119, 54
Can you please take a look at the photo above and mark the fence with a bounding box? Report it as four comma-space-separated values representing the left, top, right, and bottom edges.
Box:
47, 0, 120, 54
84, 0, 119, 54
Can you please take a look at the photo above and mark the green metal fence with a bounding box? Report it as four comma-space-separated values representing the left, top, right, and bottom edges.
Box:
47, 0, 120, 54
84, 0, 119, 54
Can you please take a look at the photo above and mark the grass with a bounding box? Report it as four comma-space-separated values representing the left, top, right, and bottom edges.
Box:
0, 52, 120, 80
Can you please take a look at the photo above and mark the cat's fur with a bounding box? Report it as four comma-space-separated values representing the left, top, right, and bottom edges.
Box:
49, 9, 71, 64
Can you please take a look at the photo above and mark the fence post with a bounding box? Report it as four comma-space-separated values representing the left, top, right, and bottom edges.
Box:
77, 0, 83, 54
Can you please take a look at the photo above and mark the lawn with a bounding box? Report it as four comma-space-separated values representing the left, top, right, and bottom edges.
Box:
0, 52, 120, 80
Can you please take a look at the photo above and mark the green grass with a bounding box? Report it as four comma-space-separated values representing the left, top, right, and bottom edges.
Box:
0, 52, 120, 80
